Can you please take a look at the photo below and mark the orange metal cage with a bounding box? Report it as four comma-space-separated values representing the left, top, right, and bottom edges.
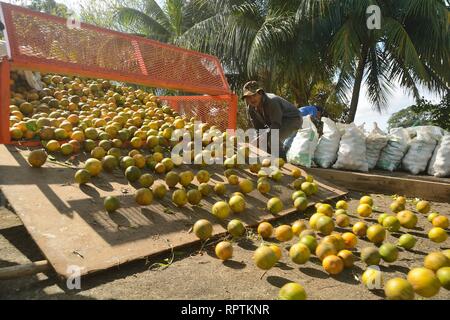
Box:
0, 2, 237, 144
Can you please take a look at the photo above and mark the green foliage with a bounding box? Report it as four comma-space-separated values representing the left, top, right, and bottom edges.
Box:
16, 0, 449, 126
28, 0, 70, 18
388, 94, 450, 131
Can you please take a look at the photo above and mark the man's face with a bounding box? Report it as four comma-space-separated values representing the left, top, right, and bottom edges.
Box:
245, 93, 262, 108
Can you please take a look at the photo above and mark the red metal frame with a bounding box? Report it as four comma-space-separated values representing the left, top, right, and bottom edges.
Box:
0, 2, 238, 144
0, 57, 10, 144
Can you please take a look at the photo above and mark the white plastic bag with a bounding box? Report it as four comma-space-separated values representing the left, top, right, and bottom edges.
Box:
286, 116, 319, 167
428, 134, 450, 177
402, 127, 437, 175
314, 118, 341, 168
376, 128, 410, 172
332, 123, 369, 172
366, 123, 389, 170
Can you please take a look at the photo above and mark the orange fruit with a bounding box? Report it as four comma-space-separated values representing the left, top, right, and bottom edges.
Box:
289, 243, 311, 265
193, 219, 213, 240
360, 196, 373, 206
309, 213, 325, 230
432, 216, 449, 229
342, 232, 358, 249
428, 227, 448, 243
269, 245, 282, 261
322, 255, 344, 275
257, 222, 273, 239
337, 250, 354, 268
317, 204, 334, 217
397, 210, 418, 229
27, 149, 47, 168
211, 201, 231, 219
215, 241, 233, 261
366, 224, 386, 245
275, 225, 294, 242
292, 220, 307, 236
384, 278, 415, 300
104, 196, 120, 213
416, 200, 431, 214
424, 252, 449, 272
357, 204, 372, 217
407, 268, 441, 298
253, 246, 278, 270
352, 221, 368, 237
134, 188, 153, 206
315, 242, 337, 261
278, 283, 307, 300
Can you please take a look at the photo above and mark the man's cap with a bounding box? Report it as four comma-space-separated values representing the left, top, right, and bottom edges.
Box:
242, 81, 264, 99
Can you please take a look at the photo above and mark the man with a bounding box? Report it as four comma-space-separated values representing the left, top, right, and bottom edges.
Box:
299, 105, 323, 119
242, 81, 302, 158
299, 105, 325, 136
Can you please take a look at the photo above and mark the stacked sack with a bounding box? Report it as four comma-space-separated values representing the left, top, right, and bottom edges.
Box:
428, 133, 450, 177
402, 126, 444, 175
365, 123, 389, 170
286, 119, 449, 177
332, 123, 369, 172
286, 116, 319, 168
376, 127, 411, 172
313, 117, 342, 168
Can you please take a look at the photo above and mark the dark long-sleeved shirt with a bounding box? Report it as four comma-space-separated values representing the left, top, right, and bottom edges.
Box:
246, 93, 300, 130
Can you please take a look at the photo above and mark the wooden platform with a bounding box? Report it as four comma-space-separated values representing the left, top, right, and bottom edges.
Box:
307, 167, 450, 203
0, 145, 347, 278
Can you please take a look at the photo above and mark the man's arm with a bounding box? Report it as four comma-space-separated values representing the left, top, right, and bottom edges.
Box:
267, 98, 283, 130
247, 106, 265, 130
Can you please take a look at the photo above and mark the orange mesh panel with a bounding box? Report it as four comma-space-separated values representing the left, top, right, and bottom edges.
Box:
160, 95, 237, 131
0, 3, 230, 95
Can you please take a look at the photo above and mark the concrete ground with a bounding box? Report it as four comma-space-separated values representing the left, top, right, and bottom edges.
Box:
0, 191, 449, 300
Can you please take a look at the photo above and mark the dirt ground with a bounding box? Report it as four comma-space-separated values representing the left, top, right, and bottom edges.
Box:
0, 191, 449, 300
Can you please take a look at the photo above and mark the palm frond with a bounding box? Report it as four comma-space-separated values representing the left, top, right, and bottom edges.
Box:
115, 7, 170, 41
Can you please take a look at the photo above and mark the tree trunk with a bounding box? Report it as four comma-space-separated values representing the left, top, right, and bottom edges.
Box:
347, 45, 369, 123
292, 88, 307, 107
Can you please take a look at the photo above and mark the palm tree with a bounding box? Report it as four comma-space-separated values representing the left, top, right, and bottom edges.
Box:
28, 0, 70, 17
115, 0, 214, 43
297, 0, 450, 123
178, 0, 331, 101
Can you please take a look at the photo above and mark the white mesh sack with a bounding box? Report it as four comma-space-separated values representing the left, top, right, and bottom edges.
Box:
406, 126, 445, 140
366, 123, 389, 170
313, 117, 341, 168
332, 123, 369, 172
402, 127, 438, 175
376, 128, 411, 172
286, 116, 319, 168
428, 133, 450, 177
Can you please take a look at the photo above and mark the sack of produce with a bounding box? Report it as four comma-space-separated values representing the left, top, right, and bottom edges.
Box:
376, 128, 410, 172
286, 116, 319, 167
402, 127, 438, 175
406, 125, 444, 140
366, 123, 389, 170
314, 117, 341, 168
428, 133, 450, 177
332, 123, 369, 172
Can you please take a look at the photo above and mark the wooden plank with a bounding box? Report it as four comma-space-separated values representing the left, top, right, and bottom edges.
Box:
307, 167, 450, 202
0, 260, 50, 280
0, 145, 347, 278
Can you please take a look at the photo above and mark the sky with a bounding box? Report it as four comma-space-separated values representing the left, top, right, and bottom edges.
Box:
3, 0, 444, 131
354, 84, 442, 132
